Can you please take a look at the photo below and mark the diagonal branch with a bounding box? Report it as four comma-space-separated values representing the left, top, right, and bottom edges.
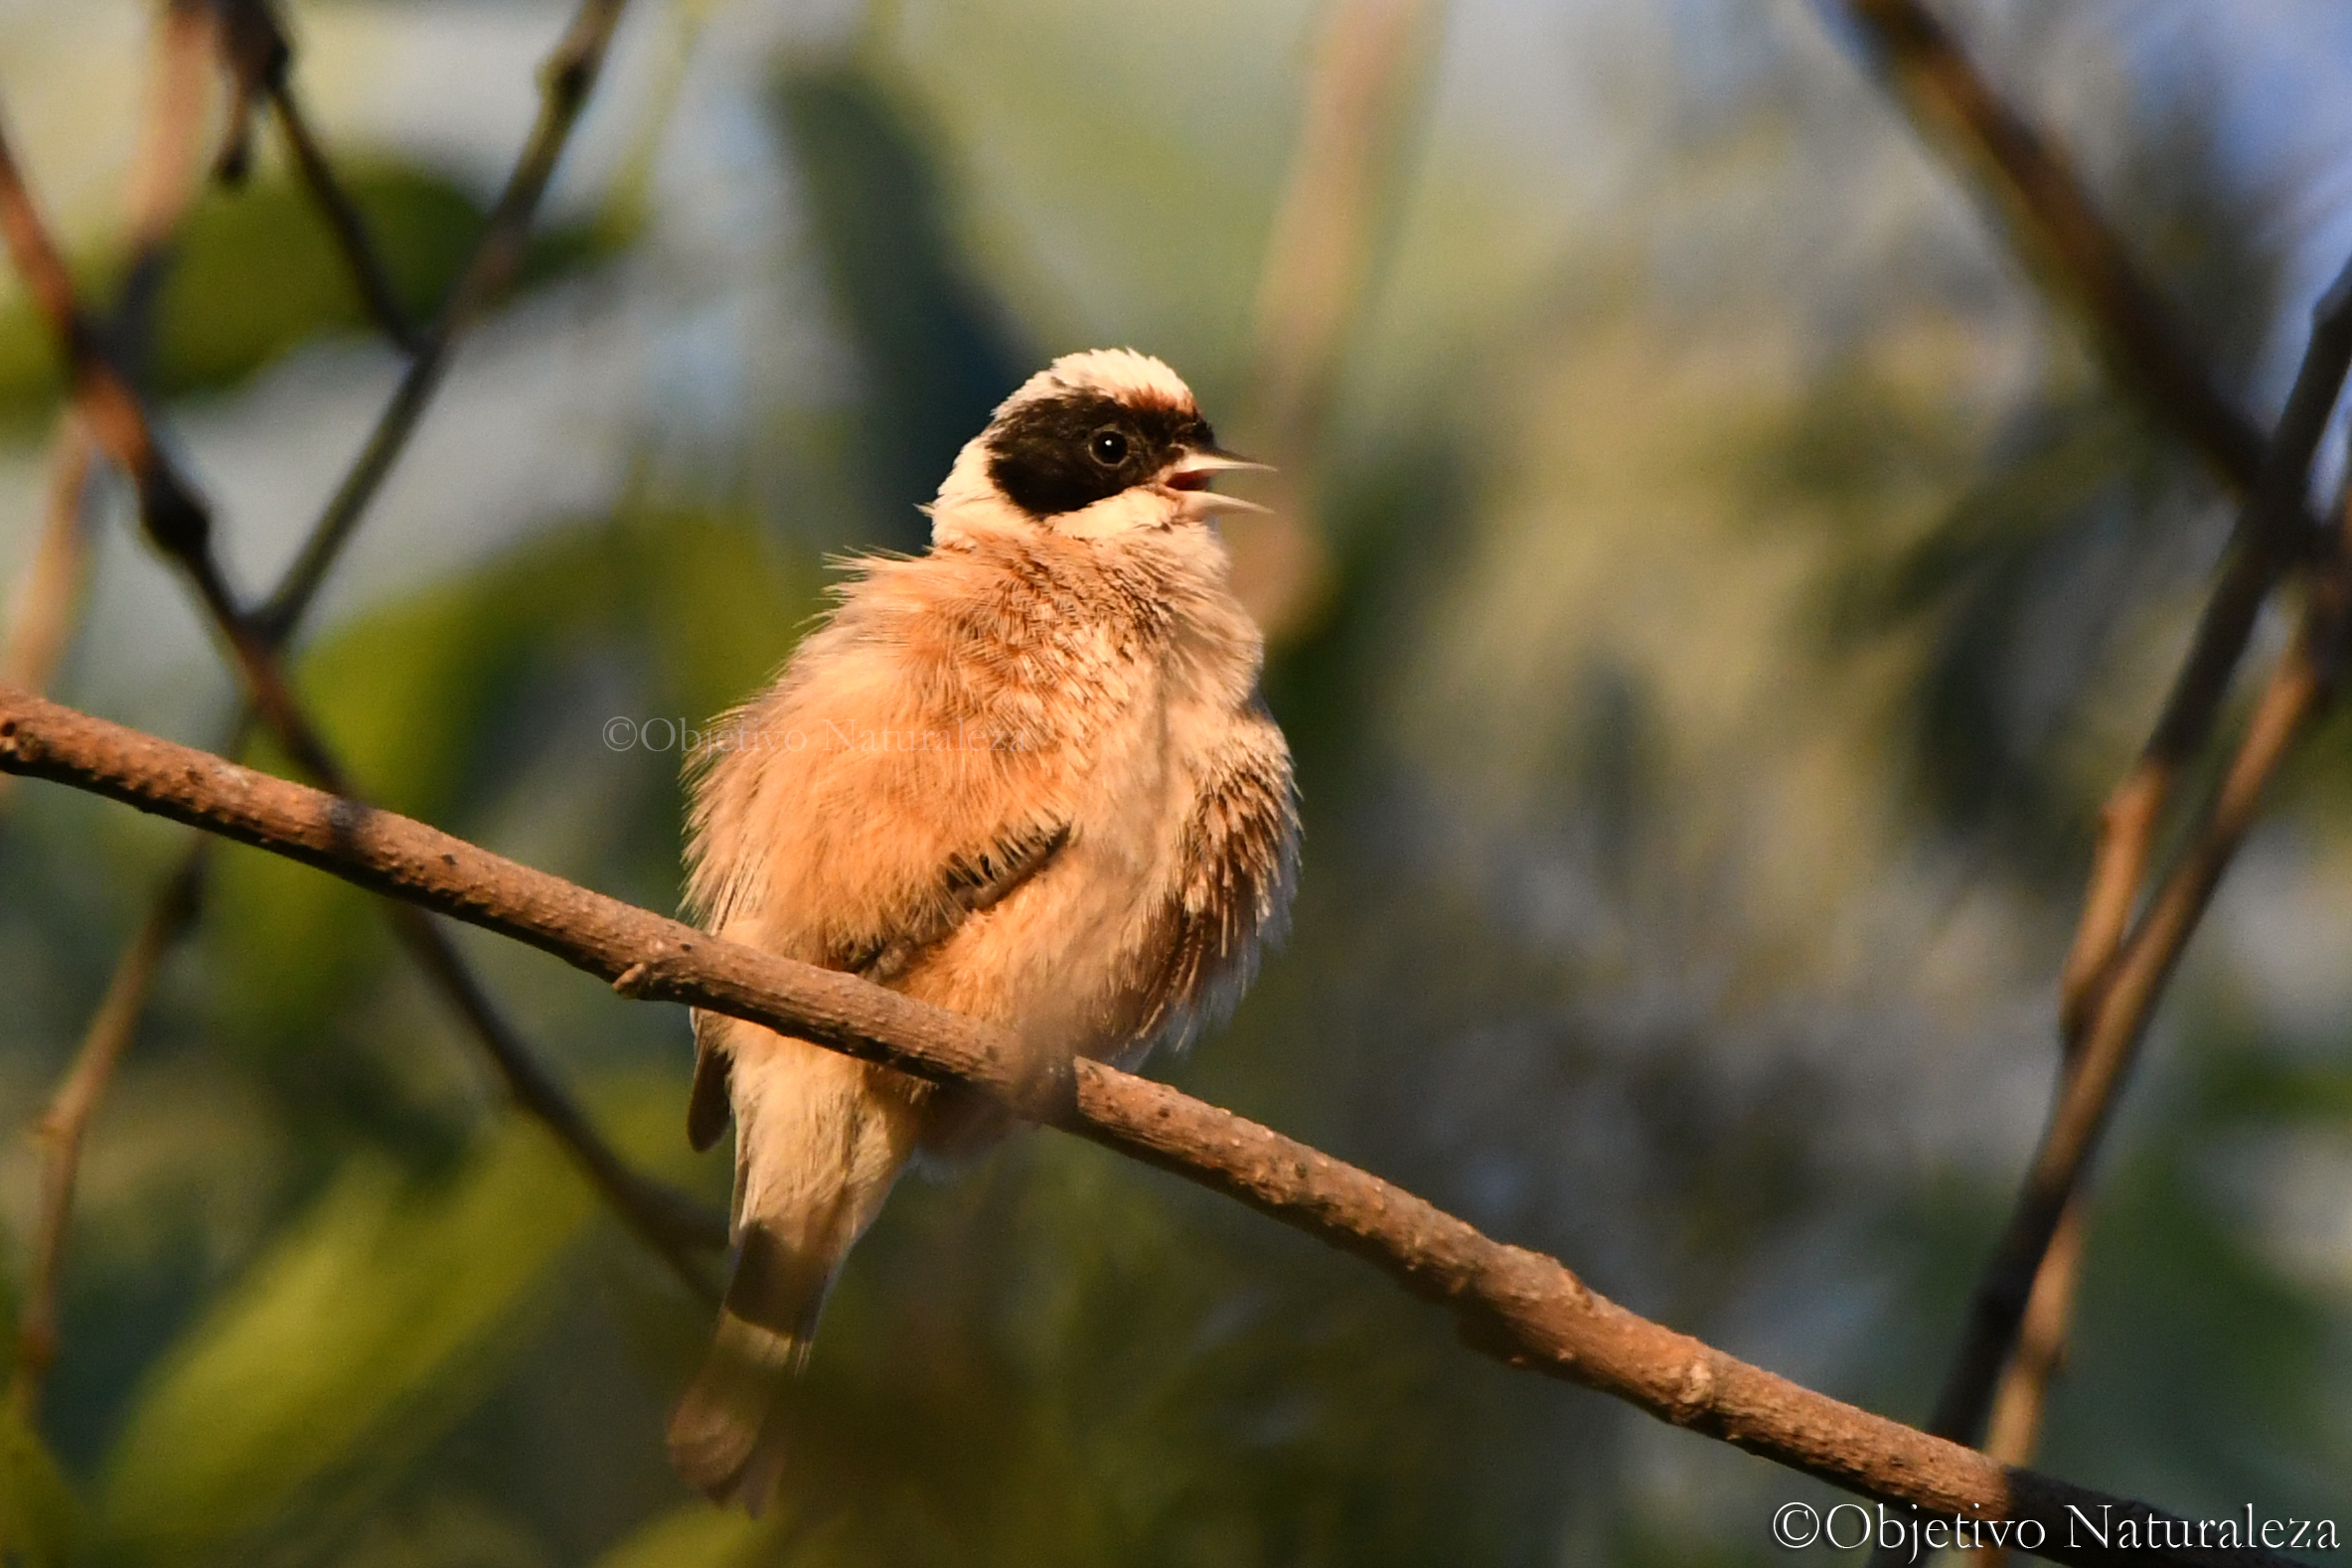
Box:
1834, 0, 2332, 1035
1919, 562, 2345, 1452
257, 0, 631, 642
2058, 255, 2352, 1035
1834, 0, 2352, 1487
1836, 0, 2268, 491
11, 860, 205, 1419
4, 0, 221, 1411
1942, 265, 2352, 1492
209, 0, 421, 352
0, 691, 2316, 1568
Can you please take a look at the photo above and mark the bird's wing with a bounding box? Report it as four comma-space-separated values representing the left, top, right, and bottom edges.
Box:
684, 817, 1068, 1152
681, 590, 1077, 1152
1128, 703, 1299, 1059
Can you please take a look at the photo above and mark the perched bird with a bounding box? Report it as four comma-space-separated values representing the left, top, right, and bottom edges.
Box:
668, 349, 1300, 1509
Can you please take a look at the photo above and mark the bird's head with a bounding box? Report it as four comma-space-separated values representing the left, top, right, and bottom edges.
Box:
931, 349, 1267, 541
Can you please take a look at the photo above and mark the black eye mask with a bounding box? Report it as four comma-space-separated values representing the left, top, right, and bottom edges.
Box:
985, 390, 1216, 519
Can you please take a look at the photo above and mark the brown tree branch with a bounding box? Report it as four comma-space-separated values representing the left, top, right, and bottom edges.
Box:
5, 0, 222, 1410
0, 0, 218, 746
10, 859, 205, 1419
1956, 262, 2352, 1500
1831, 0, 2352, 1492
1920, 587, 2342, 1452
0, 691, 2315, 1568
1226, 0, 1435, 638
0, 417, 96, 706
1879, 249, 2352, 1490
1977, 1199, 2087, 1568
2059, 255, 2352, 1036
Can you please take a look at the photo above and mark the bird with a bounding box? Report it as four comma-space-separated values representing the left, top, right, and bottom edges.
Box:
667, 348, 1301, 1510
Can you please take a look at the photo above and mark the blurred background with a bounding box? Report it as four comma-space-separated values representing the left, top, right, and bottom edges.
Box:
2, 0, 2351, 1562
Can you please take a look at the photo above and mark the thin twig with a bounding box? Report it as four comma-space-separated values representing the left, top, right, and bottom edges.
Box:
2059, 255, 2352, 1034
0, 21, 719, 1307
0, 415, 96, 702
209, 0, 421, 350
1837, 0, 2267, 492
1832, 0, 2352, 1491
1891, 252, 2352, 1479
1921, 605, 2339, 1451
266, 77, 419, 351
1227, 0, 1434, 637
0, 693, 2314, 1568
11, 859, 206, 1419
2, 3, 218, 1408
1976, 1199, 2086, 1568
1960, 259, 2352, 1495
257, 0, 630, 642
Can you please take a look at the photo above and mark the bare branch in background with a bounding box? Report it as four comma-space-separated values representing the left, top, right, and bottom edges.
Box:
211, 0, 422, 351
1837, 2, 2332, 1064
1837, 0, 2269, 492
2061, 257, 2352, 1035
0, 0, 719, 1367
1227, 0, 1437, 638
0, 693, 2318, 1568
1921, 554, 2347, 1454
1833, 0, 2352, 1499
1, 0, 221, 1409
10, 861, 205, 1418
0, 417, 96, 705
258, 0, 633, 641
1976, 1202, 2086, 1568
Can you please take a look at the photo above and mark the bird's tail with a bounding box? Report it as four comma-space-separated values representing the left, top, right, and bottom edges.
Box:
667, 1037, 921, 1512
665, 1233, 830, 1510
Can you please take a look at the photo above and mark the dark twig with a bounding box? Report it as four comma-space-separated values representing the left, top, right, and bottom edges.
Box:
266, 75, 420, 352
4, 3, 220, 1409
1837, 0, 2267, 491
0, 693, 2315, 1568
1945, 260, 2352, 1496
257, 0, 630, 642
1832, 0, 2352, 1499
0, 40, 719, 1311
209, 0, 421, 350
1897, 251, 2352, 1475
1977, 1201, 2086, 1568
2057, 257, 2352, 1027
1920, 583, 2341, 1452
12, 859, 206, 1418
1836, 2, 2332, 1054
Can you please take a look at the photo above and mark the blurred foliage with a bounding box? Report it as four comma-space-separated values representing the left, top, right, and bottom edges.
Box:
3, 2, 2352, 1565
0, 161, 612, 426
0, 1396, 79, 1568
773, 61, 1028, 550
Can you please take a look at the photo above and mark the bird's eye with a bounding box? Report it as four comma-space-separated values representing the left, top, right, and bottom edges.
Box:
1088, 427, 1129, 466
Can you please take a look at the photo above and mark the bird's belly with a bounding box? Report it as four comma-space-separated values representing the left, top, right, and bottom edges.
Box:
898, 755, 1178, 1066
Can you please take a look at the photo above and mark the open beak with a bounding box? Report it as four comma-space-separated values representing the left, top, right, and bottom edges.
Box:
1163, 446, 1274, 518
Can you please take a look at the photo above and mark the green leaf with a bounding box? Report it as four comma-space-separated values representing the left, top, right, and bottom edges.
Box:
0, 161, 618, 426
93, 1118, 593, 1563
0, 1397, 81, 1568
587, 1501, 786, 1568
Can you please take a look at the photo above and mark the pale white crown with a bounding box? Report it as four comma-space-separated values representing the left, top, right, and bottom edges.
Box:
994, 348, 1197, 418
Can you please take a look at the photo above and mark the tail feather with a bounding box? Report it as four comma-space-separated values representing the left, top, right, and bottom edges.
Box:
667, 1310, 807, 1511
669, 1222, 837, 1511
669, 1039, 923, 1512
